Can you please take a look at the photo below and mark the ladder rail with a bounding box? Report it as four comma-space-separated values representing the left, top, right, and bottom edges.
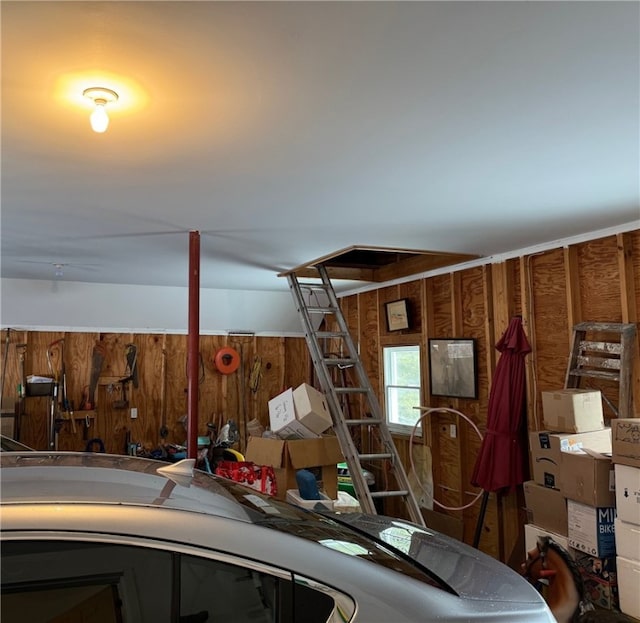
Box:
288, 274, 378, 515
287, 266, 425, 527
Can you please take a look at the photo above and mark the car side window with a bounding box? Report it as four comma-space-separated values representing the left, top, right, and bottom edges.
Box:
1, 540, 172, 622
179, 553, 336, 623
1, 541, 337, 623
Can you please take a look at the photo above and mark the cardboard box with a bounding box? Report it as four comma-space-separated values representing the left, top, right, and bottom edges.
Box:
286, 489, 334, 511
523, 480, 568, 536
615, 464, 640, 525
615, 518, 640, 562
617, 556, 640, 619
568, 499, 616, 557
292, 383, 332, 435
561, 449, 615, 507
268, 388, 320, 439
612, 418, 640, 469
541, 389, 604, 433
529, 428, 612, 490
244, 436, 343, 500
574, 551, 618, 610
524, 523, 573, 558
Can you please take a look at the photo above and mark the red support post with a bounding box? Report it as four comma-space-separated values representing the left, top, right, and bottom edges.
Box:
187, 230, 200, 459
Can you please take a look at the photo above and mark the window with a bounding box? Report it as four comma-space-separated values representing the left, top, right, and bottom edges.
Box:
1, 540, 339, 623
383, 345, 422, 435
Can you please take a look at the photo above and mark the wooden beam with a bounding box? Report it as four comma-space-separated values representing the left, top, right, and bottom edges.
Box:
292, 266, 377, 281
617, 233, 640, 417
376, 252, 479, 282
563, 245, 582, 341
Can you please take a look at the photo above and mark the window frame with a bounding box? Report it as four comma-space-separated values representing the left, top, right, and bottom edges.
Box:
382, 344, 423, 437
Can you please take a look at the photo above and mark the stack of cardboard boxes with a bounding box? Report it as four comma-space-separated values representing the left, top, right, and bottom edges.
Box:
612, 418, 640, 620
526, 389, 619, 611
244, 383, 344, 505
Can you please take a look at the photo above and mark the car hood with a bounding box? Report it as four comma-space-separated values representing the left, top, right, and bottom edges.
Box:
330, 513, 540, 604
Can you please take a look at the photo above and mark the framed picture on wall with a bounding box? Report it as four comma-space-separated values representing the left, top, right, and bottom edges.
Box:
385, 299, 410, 331
428, 338, 478, 399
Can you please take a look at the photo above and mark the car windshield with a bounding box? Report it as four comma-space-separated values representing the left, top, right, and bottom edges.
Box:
187, 467, 452, 593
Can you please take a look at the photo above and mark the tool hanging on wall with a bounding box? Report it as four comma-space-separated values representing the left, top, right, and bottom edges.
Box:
159, 348, 169, 440
112, 343, 139, 410
213, 346, 240, 374
83, 341, 106, 410
248, 356, 263, 393
47, 338, 76, 433
15, 343, 27, 441
0, 328, 11, 408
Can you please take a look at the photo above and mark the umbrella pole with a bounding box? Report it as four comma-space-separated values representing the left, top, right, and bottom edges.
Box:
473, 490, 490, 548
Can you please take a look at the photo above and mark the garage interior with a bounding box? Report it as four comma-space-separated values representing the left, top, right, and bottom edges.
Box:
1, 1, 639, 620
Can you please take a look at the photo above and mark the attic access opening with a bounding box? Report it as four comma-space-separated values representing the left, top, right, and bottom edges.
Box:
279, 245, 480, 283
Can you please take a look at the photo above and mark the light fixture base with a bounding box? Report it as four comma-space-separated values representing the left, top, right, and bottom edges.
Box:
83, 87, 119, 104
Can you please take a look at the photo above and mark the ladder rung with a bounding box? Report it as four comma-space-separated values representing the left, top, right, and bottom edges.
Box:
298, 282, 329, 290
315, 331, 348, 338
568, 369, 620, 381
370, 490, 410, 499
323, 358, 357, 366
578, 340, 623, 355
306, 306, 337, 314
335, 387, 368, 394
345, 418, 383, 426
576, 355, 620, 370
358, 453, 392, 461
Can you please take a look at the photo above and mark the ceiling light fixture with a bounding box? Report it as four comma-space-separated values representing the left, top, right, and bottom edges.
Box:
83, 87, 119, 133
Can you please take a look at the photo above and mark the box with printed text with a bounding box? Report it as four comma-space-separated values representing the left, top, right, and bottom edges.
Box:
567, 499, 616, 558
615, 463, 640, 525
529, 428, 611, 490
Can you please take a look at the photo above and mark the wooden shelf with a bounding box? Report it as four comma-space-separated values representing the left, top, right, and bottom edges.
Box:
72, 410, 96, 420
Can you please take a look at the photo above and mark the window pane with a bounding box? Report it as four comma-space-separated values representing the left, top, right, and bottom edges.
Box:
387, 387, 421, 426
1, 541, 171, 623
180, 554, 277, 623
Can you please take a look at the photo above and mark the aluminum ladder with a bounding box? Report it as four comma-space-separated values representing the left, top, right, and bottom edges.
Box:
286, 264, 425, 527
564, 322, 637, 418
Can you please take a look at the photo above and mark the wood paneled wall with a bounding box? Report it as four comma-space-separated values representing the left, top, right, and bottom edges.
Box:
339, 231, 640, 562
1, 333, 309, 455
1, 230, 638, 563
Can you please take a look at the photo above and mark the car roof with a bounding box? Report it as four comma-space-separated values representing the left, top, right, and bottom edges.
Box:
0, 453, 262, 522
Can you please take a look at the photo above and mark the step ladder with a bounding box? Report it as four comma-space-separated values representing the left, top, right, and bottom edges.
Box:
286, 264, 425, 527
564, 322, 637, 418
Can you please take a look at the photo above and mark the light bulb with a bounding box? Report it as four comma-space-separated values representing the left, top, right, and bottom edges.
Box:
90, 101, 109, 133
83, 87, 118, 133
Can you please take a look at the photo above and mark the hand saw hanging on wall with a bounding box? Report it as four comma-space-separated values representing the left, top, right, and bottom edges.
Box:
113, 343, 138, 410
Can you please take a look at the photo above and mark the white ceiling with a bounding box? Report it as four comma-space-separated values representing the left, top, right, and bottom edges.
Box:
2, 1, 639, 295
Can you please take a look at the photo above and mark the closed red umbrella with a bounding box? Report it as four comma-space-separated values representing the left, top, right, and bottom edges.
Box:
472, 315, 532, 492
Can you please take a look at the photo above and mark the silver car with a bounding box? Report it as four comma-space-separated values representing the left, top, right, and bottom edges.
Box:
0, 452, 554, 622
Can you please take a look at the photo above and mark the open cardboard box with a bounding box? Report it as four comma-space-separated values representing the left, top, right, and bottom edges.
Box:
612, 418, 640, 469
245, 435, 343, 500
